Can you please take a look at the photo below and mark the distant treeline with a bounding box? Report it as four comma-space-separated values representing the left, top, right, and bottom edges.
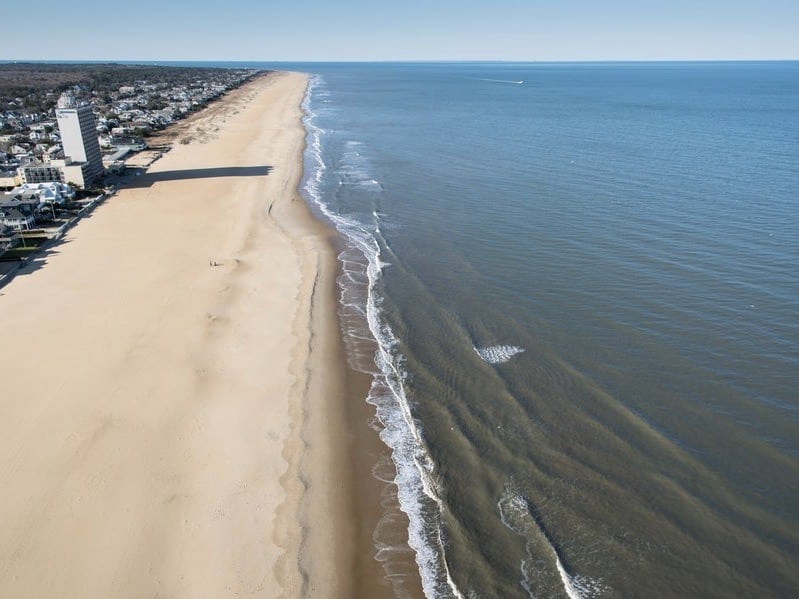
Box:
0, 63, 261, 113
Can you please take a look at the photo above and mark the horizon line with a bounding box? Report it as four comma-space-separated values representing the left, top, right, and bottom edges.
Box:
2, 58, 798, 65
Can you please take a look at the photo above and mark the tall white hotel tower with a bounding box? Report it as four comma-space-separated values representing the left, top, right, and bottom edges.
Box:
55, 92, 104, 183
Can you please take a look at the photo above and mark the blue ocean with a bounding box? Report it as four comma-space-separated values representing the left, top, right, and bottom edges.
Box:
286, 62, 799, 597
10, 56, 795, 597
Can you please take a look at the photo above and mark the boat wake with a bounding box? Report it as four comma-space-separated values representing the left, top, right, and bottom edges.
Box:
476, 78, 524, 85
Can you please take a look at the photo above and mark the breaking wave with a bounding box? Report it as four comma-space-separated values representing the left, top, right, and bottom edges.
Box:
498, 487, 606, 598
301, 74, 463, 598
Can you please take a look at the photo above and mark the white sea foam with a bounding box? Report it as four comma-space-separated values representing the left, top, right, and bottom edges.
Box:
338, 138, 385, 190
301, 76, 463, 599
474, 345, 525, 364
498, 487, 606, 598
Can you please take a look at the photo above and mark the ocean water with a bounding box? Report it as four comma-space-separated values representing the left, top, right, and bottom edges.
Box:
293, 62, 799, 597
27, 59, 797, 596
292, 62, 799, 598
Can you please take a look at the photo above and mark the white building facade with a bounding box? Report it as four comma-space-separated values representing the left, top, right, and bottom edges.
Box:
55, 94, 104, 184
18, 158, 92, 188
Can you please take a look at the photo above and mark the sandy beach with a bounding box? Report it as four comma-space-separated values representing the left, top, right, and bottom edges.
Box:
0, 71, 365, 597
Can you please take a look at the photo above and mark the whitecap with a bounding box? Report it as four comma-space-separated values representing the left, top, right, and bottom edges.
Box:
474, 345, 525, 364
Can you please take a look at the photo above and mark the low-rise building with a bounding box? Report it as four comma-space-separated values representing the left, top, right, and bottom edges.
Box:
9, 182, 74, 205
0, 207, 35, 230
0, 170, 19, 189
18, 157, 96, 188
109, 136, 147, 151
0, 196, 38, 230
18, 162, 64, 185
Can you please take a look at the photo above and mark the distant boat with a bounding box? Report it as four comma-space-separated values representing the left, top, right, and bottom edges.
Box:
477, 78, 525, 85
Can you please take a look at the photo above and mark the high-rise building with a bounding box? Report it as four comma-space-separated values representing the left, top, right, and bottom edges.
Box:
55, 93, 104, 184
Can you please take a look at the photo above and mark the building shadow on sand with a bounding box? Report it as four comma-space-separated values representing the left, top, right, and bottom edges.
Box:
0, 166, 275, 289
120, 165, 273, 189
0, 239, 71, 290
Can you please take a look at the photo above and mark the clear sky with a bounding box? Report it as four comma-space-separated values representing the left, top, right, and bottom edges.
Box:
5, 0, 798, 61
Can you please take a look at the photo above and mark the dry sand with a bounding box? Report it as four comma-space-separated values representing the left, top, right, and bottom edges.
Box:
0, 71, 359, 597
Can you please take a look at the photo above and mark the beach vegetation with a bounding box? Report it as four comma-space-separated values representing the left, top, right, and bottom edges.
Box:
0, 235, 46, 259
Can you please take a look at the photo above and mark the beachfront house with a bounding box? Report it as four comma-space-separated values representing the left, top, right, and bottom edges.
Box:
0, 206, 36, 230
0, 191, 46, 230
9, 182, 74, 206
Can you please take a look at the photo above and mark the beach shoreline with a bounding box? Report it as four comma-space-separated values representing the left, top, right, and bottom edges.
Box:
0, 70, 380, 598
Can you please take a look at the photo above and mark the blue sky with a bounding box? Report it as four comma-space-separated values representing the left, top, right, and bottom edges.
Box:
6, 0, 798, 61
